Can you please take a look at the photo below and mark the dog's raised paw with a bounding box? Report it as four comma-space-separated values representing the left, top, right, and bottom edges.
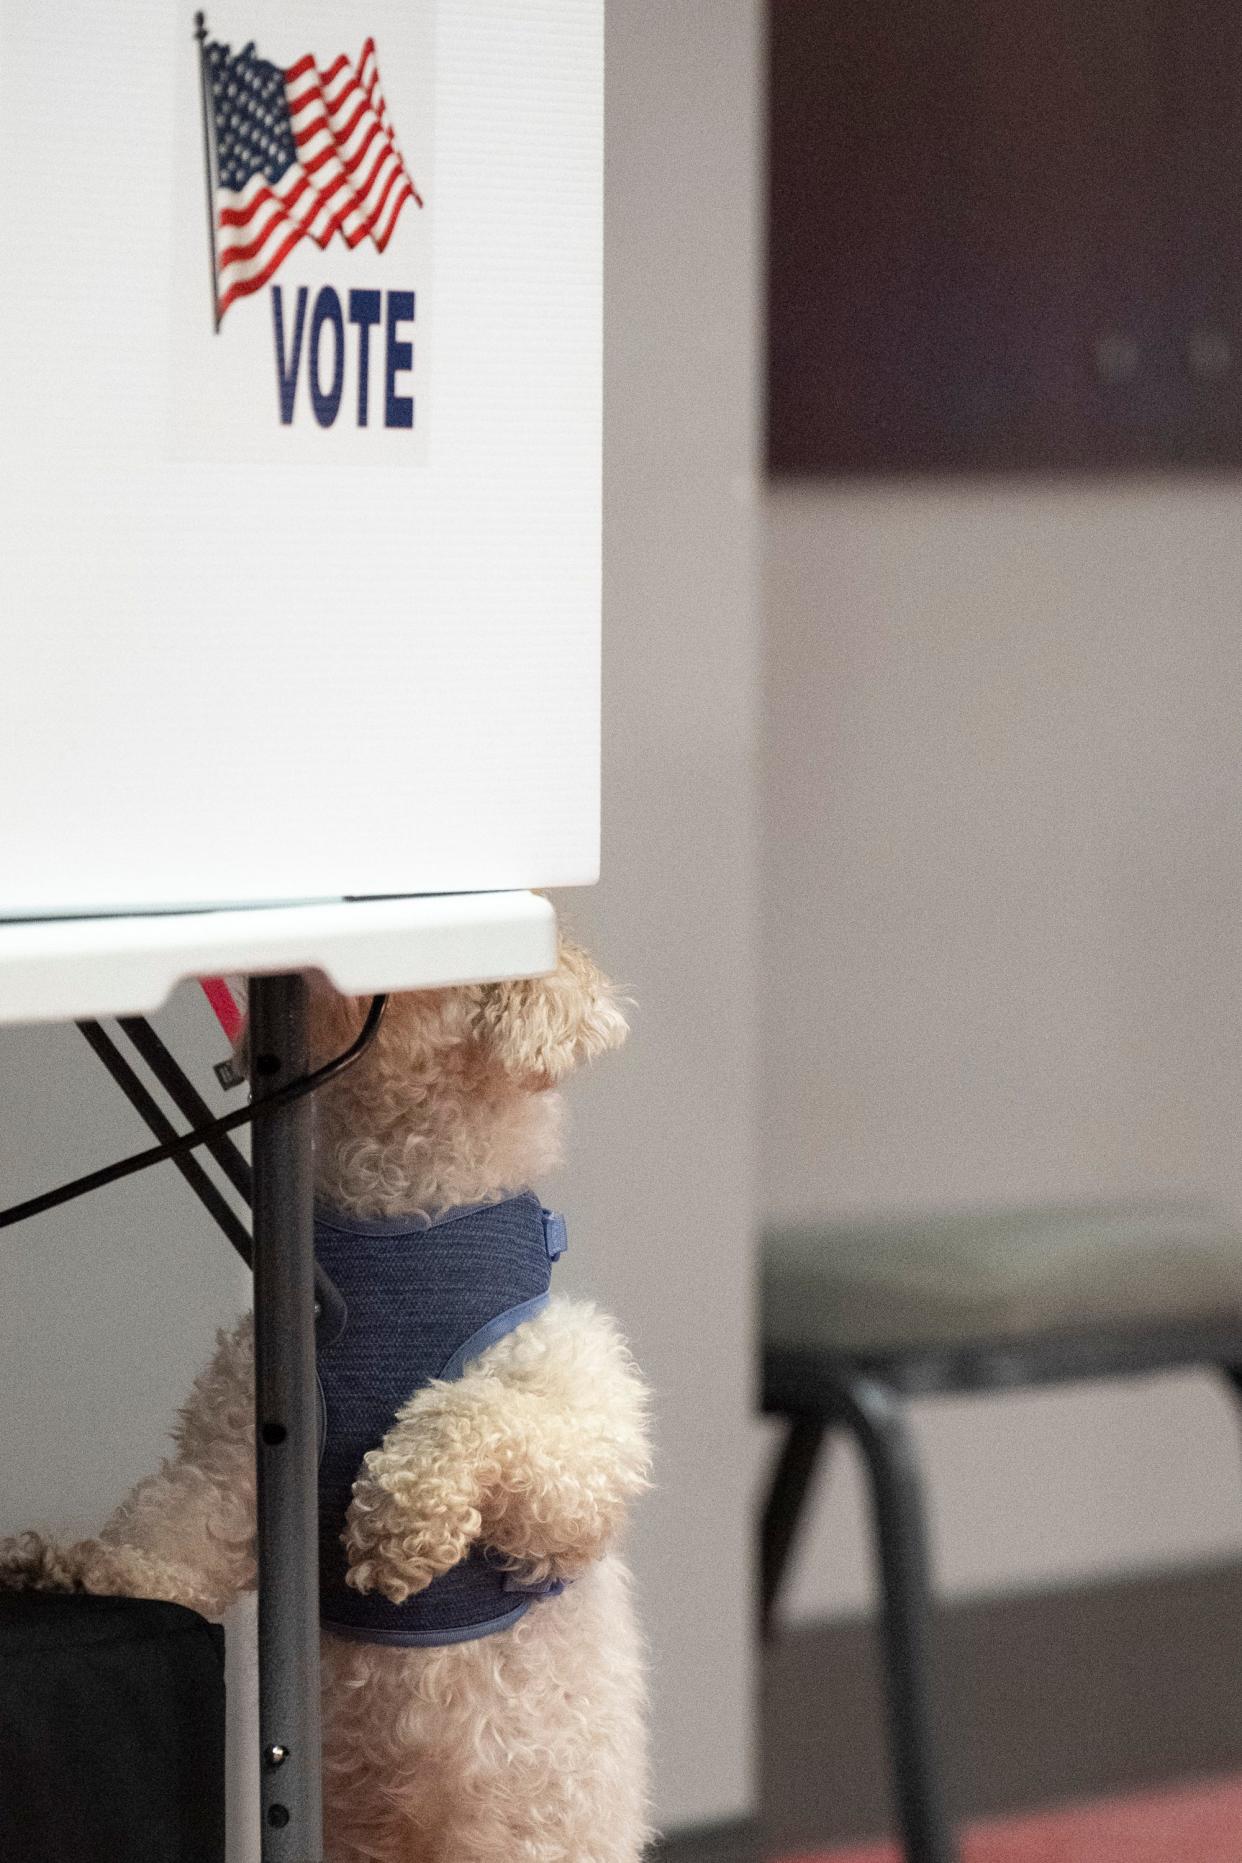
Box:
342, 1475, 482, 1603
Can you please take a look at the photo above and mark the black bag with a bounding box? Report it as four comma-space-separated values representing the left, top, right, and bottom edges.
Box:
0, 1593, 225, 1863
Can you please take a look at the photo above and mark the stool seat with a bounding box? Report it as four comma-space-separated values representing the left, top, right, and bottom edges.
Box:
763, 1196, 1242, 1359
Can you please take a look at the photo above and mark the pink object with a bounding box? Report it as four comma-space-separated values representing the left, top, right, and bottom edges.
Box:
199, 976, 243, 1043
780, 1774, 1242, 1863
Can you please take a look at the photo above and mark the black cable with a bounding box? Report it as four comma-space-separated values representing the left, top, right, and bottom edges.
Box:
118, 1016, 253, 1205
77, 1021, 253, 1266
0, 994, 388, 1232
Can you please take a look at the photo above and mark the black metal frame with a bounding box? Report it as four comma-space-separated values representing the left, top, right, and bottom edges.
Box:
78, 976, 324, 1861
249, 975, 322, 1860
76, 1019, 252, 1263
761, 1327, 1242, 1863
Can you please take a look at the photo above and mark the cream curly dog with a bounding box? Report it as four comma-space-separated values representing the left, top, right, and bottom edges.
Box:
0, 936, 651, 1862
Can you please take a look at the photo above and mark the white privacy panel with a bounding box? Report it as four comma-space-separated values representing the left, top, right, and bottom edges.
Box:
0, 1, 601, 914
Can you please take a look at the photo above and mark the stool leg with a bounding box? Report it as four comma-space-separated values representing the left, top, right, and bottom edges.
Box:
835, 1374, 957, 1863
1220, 1367, 1242, 1467
760, 1417, 829, 1641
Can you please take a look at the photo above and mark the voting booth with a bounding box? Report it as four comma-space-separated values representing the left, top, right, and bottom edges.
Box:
0, 5, 604, 1858
0, 0, 601, 917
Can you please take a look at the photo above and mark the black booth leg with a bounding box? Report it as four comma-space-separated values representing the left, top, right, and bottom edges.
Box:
760, 1417, 829, 1641
836, 1375, 958, 1863
249, 974, 324, 1863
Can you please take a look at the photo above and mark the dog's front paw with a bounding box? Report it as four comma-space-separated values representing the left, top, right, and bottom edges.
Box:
0, 1532, 90, 1594
343, 1472, 481, 1604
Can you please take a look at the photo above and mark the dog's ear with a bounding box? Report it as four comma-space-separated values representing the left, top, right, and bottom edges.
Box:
469, 935, 629, 1090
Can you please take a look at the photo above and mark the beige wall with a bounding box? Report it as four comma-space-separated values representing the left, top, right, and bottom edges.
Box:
761, 479, 1242, 1619
0, 993, 249, 1539
551, 0, 761, 1827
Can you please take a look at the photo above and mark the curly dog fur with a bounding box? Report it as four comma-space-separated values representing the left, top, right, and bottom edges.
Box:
0, 935, 651, 1861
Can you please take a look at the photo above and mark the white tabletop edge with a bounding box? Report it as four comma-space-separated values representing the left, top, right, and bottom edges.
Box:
0, 893, 558, 1025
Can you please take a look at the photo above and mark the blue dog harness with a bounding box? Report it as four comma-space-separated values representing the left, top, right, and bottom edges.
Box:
314, 1191, 567, 1647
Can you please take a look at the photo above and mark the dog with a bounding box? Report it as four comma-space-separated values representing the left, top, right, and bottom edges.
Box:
0, 935, 651, 1861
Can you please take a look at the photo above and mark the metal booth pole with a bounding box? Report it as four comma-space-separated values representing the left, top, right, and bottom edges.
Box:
249, 973, 324, 1861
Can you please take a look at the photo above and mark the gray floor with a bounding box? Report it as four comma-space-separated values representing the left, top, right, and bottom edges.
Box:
653, 1561, 1242, 1858
762, 1561, 1242, 1854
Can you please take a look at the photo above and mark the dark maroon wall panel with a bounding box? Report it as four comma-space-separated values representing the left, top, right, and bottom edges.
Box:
767, 0, 1242, 477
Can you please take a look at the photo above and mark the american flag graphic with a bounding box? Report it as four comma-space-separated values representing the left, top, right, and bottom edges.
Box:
202, 28, 423, 323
